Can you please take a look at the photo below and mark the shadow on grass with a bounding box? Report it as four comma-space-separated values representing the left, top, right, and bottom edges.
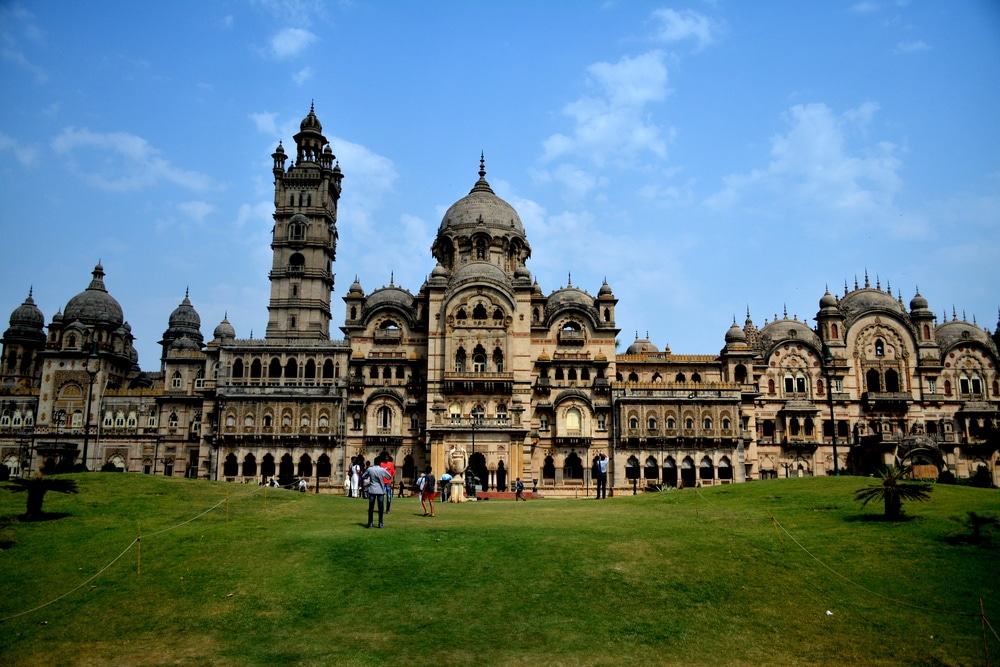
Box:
844, 513, 916, 523
9, 512, 73, 523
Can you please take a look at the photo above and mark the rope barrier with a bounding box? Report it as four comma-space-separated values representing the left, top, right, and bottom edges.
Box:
692, 489, 984, 619
1, 480, 297, 623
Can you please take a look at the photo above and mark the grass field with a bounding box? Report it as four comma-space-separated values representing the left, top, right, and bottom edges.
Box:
1, 474, 998, 666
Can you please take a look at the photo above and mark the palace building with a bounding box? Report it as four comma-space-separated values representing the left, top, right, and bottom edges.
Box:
2, 107, 999, 492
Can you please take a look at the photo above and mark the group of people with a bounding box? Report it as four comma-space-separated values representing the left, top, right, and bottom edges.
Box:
364, 461, 436, 528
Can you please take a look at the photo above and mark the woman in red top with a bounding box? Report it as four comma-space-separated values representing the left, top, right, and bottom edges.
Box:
379, 455, 396, 514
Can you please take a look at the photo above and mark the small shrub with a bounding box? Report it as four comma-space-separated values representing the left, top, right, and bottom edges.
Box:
937, 469, 956, 485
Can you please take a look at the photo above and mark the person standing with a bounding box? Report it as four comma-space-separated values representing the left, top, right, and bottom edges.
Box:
349, 457, 361, 498
515, 477, 527, 501
596, 453, 609, 499
420, 466, 436, 517
379, 455, 396, 514
363, 461, 393, 529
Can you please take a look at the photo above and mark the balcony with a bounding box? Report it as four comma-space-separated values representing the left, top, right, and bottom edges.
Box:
442, 371, 514, 395
863, 392, 912, 411
557, 329, 586, 346
374, 328, 402, 344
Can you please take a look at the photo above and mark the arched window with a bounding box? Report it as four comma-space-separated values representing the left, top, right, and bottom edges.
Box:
496, 404, 508, 422
493, 347, 504, 373
224, 454, 238, 477
232, 358, 244, 378
449, 404, 461, 424
476, 237, 487, 260
269, 358, 282, 378
675, 373, 686, 382
473, 345, 487, 373
718, 456, 733, 480
244, 414, 254, 427
704, 417, 712, 430
242, 454, 257, 477
352, 412, 361, 430
866, 369, 882, 392
473, 303, 488, 320
735, 364, 747, 383
699, 456, 715, 480
628, 372, 639, 382
566, 407, 581, 431
304, 359, 316, 379
692, 372, 702, 382
667, 417, 675, 429
831, 323, 839, 339
885, 369, 900, 393
629, 416, 639, 429
284, 358, 298, 379
647, 417, 657, 430
455, 347, 466, 372
456, 308, 467, 320
685, 417, 694, 429
377, 406, 392, 430
250, 359, 262, 379
875, 339, 885, 357
768, 378, 775, 394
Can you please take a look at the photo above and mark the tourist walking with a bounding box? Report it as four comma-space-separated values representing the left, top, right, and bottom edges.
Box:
515, 477, 527, 501
363, 461, 393, 528
420, 466, 436, 517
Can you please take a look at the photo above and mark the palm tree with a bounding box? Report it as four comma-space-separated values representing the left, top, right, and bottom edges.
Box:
854, 464, 932, 520
4, 473, 79, 518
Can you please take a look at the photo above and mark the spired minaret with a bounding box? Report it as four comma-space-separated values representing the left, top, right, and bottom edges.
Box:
265, 104, 344, 340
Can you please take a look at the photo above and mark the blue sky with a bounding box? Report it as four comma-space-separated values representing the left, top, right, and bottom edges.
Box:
2, 1, 998, 369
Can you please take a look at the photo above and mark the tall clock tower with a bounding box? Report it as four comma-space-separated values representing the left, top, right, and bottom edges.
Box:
265, 104, 344, 340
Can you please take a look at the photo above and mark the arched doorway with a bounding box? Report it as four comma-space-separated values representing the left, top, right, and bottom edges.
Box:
279, 453, 294, 485
469, 451, 488, 492
680, 456, 696, 488
663, 457, 677, 487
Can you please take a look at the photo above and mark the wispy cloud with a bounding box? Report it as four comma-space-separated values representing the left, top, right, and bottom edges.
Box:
651, 8, 718, 50
0, 130, 39, 166
0, 4, 48, 83
52, 128, 216, 192
268, 27, 318, 59
704, 102, 909, 237
894, 40, 929, 54
539, 50, 671, 197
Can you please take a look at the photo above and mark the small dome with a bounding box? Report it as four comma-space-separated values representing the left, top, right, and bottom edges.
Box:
213, 316, 236, 341
364, 285, 414, 315
819, 290, 838, 309
547, 287, 593, 313
936, 320, 992, 350
598, 281, 613, 297
274, 142, 285, 155
63, 264, 124, 328
431, 263, 448, 279
532, 281, 543, 296
514, 265, 531, 281
8, 290, 44, 330
725, 321, 747, 344
448, 261, 512, 293
300, 105, 322, 133
163, 291, 203, 347
840, 287, 906, 319
910, 292, 929, 311
626, 335, 659, 355
170, 335, 201, 352
348, 277, 364, 295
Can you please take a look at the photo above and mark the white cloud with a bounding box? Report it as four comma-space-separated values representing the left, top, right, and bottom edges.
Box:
0, 131, 39, 166
52, 127, 215, 192
178, 201, 215, 222
541, 50, 670, 169
269, 27, 318, 59
292, 66, 313, 84
651, 8, 717, 50
894, 40, 929, 54
704, 102, 907, 237
249, 111, 280, 136
851, 2, 881, 14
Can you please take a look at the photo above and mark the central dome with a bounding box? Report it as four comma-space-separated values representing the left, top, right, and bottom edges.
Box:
438, 158, 525, 239
63, 263, 124, 328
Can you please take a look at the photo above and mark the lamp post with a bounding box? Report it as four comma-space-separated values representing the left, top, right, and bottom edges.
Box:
82, 342, 99, 472
822, 344, 840, 476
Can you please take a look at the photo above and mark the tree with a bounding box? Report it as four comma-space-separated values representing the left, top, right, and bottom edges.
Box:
854, 464, 932, 520
4, 473, 79, 518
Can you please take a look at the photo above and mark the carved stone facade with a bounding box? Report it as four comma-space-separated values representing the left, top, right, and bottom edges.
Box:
2, 107, 998, 491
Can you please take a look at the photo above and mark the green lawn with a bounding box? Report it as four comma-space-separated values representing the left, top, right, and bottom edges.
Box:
1, 474, 997, 666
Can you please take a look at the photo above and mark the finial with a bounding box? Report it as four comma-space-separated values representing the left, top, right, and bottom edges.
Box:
479, 152, 486, 180
783, 304, 788, 319
952, 306, 957, 321
310, 99, 315, 113
185, 286, 189, 298
962, 310, 967, 322
390, 271, 394, 287
854, 276, 859, 290
864, 270, 870, 288
875, 274, 880, 290
567, 272, 572, 287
